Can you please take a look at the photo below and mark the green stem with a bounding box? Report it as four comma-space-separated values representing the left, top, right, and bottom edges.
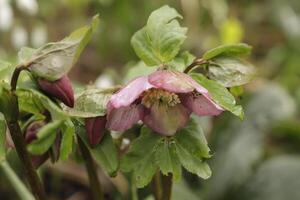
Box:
11, 65, 26, 92
161, 174, 173, 200
0, 161, 35, 200
77, 136, 103, 200
152, 171, 163, 200
5, 67, 46, 200
183, 58, 208, 74
131, 174, 138, 200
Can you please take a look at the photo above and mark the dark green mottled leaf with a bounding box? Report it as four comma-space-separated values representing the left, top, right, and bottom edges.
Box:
23, 15, 99, 81
208, 57, 256, 87
64, 88, 118, 118
17, 88, 67, 120
203, 43, 252, 60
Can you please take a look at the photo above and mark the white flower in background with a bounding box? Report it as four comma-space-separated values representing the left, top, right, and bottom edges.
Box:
11, 25, 28, 49
0, 0, 13, 31
95, 74, 114, 88
16, 0, 38, 15
31, 25, 47, 47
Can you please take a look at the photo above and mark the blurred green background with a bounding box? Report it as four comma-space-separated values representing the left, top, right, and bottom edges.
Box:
1, 0, 300, 199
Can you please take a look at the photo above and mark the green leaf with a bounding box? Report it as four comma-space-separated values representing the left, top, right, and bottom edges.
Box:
175, 119, 211, 158
17, 88, 67, 120
28, 120, 63, 155
23, 15, 99, 81
64, 88, 117, 118
203, 43, 252, 60
155, 138, 181, 181
121, 127, 161, 187
174, 119, 211, 179
76, 124, 119, 177
122, 120, 213, 187
59, 119, 75, 161
16, 89, 45, 120
133, 150, 157, 188
208, 57, 256, 87
90, 133, 119, 177
191, 73, 244, 119
168, 51, 196, 72
131, 5, 187, 66
0, 114, 6, 163
175, 143, 211, 179
18, 47, 37, 63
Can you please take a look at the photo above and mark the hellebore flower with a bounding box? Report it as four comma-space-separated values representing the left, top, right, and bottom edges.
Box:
25, 121, 49, 168
85, 116, 107, 147
38, 75, 74, 107
106, 70, 224, 136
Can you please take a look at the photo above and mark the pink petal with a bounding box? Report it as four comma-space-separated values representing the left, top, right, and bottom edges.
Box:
142, 104, 191, 136
106, 104, 144, 131
109, 76, 154, 108
180, 93, 224, 116
148, 70, 208, 94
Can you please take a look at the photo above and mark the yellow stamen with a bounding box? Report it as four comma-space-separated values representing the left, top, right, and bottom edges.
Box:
141, 88, 180, 107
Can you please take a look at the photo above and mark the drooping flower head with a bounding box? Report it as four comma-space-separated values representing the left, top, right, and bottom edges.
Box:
106, 70, 224, 136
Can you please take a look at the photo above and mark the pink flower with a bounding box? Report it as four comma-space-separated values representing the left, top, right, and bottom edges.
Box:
106, 70, 224, 136
38, 75, 75, 107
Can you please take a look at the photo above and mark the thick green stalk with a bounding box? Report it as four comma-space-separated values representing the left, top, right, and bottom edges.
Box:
152, 171, 163, 200
0, 161, 35, 200
5, 67, 46, 200
161, 174, 173, 200
183, 58, 208, 73
77, 136, 103, 200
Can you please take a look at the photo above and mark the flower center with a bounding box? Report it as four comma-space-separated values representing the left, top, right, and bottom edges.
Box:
192, 91, 202, 98
141, 88, 180, 107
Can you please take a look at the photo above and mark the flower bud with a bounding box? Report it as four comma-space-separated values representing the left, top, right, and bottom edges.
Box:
38, 75, 74, 107
31, 153, 49, 169
25, 121, 49, 168
85, 116, 106, 147
25, 121, 45, 144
